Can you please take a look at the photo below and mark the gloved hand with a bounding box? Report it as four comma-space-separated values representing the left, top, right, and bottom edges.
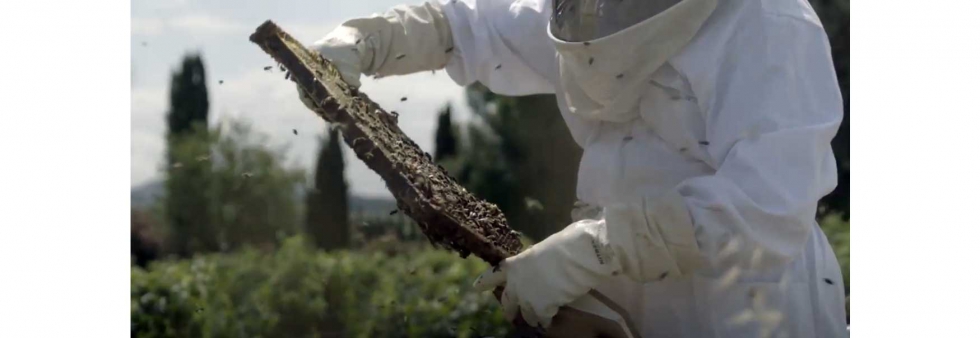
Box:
296, 30, 363, 111
472, 219, 620, 329
297, 1, 454, 112
472, 192, 706, 330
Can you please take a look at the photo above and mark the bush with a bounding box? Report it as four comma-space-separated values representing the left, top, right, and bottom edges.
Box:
819, 214, 850, 321
131, 236, 511, 338
133, 219, 850, 337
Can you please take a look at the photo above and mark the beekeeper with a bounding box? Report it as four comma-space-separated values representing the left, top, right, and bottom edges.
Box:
299, 0, 848, 337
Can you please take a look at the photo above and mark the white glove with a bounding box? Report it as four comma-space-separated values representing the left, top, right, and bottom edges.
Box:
472, 219, 620, 329
298, 1, 454, 110
296, 36, 362, 110
472, 192, 705, 329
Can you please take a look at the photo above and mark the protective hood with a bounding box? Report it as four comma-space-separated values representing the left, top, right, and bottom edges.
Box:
548, 0, 717, 122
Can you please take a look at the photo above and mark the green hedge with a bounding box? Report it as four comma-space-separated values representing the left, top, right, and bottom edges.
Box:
133, 219, 849, 337
131, 237, 511, 338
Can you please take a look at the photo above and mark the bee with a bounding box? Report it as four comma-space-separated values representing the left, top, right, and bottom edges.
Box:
400, 97, 407, 102
445, 47, 454, 53
195, 155, 209, 162
588, 57, 594, 66
141, 41, 147, 47
389, 209, 398, 215
172, 162, 183, 169
285, 71, 290, 80
241, 172, 253, 179
698, 141, 710, 146
494, 64, 502, 70
279, 64, 285, 72
395, 54, 406, 60
583, 41, 591, 47
292, 129, 298, 135
823, 278, 834, 285
263, 66, 273, 71
355, 38, 361, 44
616, 73, 624, 79
218, 80, 224, 85
658, 272, 669, 281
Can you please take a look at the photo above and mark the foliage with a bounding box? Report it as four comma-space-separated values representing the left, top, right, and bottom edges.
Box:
818, 213, 849, 321
306, 127, 351, 251
433, 105, 459, 162
164, 53, 214, 256
132, 208, 164, 268
131, 236, 512, 338
820, 214, 850, 294
209, 120, 307, 251
441, 84, 581, 241
165, 123, 217, 256
162, 119, 306, 255
811, 0, 850, 219
166, 54, 210, 136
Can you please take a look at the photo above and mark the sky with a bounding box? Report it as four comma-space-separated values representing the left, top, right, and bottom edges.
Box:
131, 0, 473, 198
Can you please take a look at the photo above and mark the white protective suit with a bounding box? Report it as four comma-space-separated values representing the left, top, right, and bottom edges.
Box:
302, 0, 848, 337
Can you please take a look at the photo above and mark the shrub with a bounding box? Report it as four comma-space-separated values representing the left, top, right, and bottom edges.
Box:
131, 236, 510, 338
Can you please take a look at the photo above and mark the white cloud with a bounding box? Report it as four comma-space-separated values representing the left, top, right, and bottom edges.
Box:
169, 13, 247, 35
131, 13, 246, 37
132, 17, 165, 36
277, 22, 342, 45
130, 86, 168, 185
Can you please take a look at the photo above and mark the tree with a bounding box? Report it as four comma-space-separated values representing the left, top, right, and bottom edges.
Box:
811, 0, 850, 219
446, 84, 581, 241
131, 208, 163, 267
166, 54, 210, 136
208, 120, 307, 251
305, 127, 351, 250
433, 105, 459, 162
163, 53, 215, 256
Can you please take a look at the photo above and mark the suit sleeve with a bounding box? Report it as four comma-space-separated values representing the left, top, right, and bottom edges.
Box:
438, 0, 558, 96
608, 14, 843, 281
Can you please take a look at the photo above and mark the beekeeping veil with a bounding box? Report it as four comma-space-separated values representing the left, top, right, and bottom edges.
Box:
548, 0, 718, 122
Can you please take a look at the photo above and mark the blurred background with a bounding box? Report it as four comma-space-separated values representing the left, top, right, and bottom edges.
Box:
130, 0, 849, 337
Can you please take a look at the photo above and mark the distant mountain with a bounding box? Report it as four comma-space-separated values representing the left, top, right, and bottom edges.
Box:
130, 180, 396, 215
131, 180, 164, 209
